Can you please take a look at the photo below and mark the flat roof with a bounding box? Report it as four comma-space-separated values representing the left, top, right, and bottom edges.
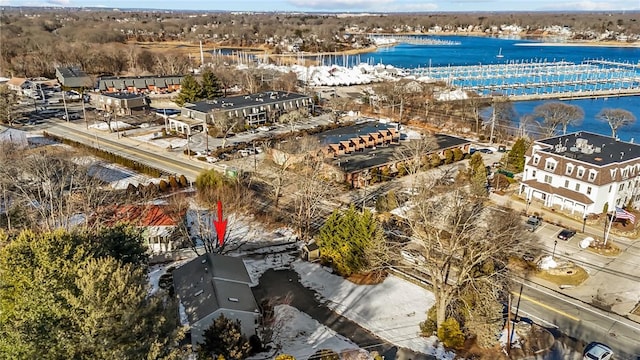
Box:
331, 134, 470, 174
317, 121, 397, 145
187, 91, 310, 113
537, 131, 640, 166
101, 92, 146, 100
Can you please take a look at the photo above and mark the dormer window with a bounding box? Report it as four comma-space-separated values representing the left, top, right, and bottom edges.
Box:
622, 169, 629, 179
533, 155, 540, 165
545, 159, 556, 172
611, 169, 617, 179
566, 164, 574, 175
588, 170, 597, 182
577, 167, 585, 178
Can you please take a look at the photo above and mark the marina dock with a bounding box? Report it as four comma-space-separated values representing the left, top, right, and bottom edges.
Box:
410, 60, 640, 100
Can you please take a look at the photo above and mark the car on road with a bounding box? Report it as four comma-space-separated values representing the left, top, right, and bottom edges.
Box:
557, 228, 577, 241
525, 216, 542, 232
477, 148, 494, 154
583, 342, 613, 360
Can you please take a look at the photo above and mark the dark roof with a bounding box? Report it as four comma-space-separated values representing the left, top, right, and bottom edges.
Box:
317, 121, 398, 145
537, 131, 640, 167
172, 253, 258, 325
186, 91, 310, 113
101, 92, 145, 100
304, 242, 320, 251
331, 133, 471, 174
98, 75, 184, 91
56, 67, 89, 79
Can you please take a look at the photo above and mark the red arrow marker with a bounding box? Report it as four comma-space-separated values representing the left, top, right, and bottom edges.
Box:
213, 200, 227, 248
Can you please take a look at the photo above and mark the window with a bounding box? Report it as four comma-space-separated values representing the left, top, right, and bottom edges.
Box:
566, 165, 573, 175
564, 180, 569, 188
577, 168, 585, 177
575, 183, 580, 192
533, 156, 540, 165
532, 170, 537, 178
545, 159, 556, 171
622, 169, 629, 178
588, 170, 597, 182
620, 183, 625, 191
587, 186, 592, 195
609, 185, 612, 193
544, 175, 552, 184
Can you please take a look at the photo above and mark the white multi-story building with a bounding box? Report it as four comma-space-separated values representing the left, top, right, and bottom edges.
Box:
520, 132, 640, 216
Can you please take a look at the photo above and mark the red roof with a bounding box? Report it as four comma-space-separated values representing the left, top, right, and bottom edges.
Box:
106, 205, 182, 227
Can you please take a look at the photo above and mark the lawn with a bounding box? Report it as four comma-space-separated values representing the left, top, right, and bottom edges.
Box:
535, 265, 589, 287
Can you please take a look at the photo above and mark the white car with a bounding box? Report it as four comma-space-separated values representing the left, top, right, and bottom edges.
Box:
583, 343, 613, 360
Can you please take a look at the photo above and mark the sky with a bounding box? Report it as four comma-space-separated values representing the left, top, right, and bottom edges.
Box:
3, 0, 640, 12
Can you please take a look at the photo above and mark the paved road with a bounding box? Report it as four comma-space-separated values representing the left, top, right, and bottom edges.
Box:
44, 121, 209, 181
513, 279, 640, 359
252, 268, 436, 360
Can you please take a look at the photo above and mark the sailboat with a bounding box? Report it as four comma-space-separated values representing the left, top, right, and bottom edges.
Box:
496, 48, 504, 58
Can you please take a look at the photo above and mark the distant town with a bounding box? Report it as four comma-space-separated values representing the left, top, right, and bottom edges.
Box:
1, 7, 640, 360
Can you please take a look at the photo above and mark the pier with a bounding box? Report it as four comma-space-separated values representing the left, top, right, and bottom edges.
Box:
410, 60, 640, 100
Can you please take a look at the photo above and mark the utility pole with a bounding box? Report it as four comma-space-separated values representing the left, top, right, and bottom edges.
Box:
489, 98, 496, 144
506, 293, 512, 356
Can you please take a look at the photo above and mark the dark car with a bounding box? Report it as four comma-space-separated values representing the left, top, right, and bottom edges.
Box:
557, 229, 576, 241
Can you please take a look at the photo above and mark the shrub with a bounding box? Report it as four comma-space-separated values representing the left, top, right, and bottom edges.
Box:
275, 355, 296, 360
452, 148, 464, 162
158, 179, 169, 192
168, 176, 179, 189
437, 317, 465, 349
419, 306, 438, 336
178, 175, 189, 187
443, 149, 454, 164
479, 134, 486, 141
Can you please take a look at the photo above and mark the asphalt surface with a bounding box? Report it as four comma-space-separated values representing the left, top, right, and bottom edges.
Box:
252, 268, 436, 360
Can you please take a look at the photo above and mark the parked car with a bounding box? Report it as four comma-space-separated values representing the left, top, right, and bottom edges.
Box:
582, 342, 613, 360
525, 216, 542, 232
557, 229, 577, 241
477, 148, 494, 154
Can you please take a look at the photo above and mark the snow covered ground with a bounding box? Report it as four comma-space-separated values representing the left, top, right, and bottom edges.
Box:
88, 120, 134, 132
132, 132, 188, 149
269, 305, 361, 360
293, 261, 455, 360
88, 161, 160, 189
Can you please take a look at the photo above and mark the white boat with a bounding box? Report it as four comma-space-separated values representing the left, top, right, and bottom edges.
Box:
496, 48, 504, 58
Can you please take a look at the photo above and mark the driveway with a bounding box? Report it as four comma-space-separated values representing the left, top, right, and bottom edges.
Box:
252, 268, 436, 360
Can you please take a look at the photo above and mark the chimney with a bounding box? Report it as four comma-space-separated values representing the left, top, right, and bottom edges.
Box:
621, 152, 624, 159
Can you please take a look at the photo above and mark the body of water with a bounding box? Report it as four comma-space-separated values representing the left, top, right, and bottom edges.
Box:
354, 36, 640, 141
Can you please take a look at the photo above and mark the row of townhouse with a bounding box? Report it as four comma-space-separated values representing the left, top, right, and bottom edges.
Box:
168, 91, 313, 135
520, 131, 640, 216
319, 122, 401, 157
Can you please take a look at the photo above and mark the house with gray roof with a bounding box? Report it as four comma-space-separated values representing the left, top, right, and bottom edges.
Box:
97, 75, 183, 94
521, 131, 640, 216
95, 92, 148, 115
172, 253, 260, 347
55, 67, 93, 89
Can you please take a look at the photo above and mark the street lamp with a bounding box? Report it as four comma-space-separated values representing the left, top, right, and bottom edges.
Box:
525, 198, 532, 216
552, 240, 558, 259
582, 215, 587, 233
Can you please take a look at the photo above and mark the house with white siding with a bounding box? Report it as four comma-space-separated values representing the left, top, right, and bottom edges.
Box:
520, 131, 640, 216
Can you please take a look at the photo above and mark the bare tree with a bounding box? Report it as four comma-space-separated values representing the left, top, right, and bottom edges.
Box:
393, 134, 436, 178
0, 85, 19, 127
405, 183, 535, 330
211, 110, 242, 148
533, 102, 584, 136
597, 108, 636, 139
278, 108, 308, 133
290, 136, 333, 240
325, 96, 354, 123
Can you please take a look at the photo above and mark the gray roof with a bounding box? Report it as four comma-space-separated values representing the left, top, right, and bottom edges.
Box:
172, 253, 258, 325
187, 91, 310, 113
317, 121, 398, 145
537, 131, 640, 166
101, 92, 145, 100
55, 67, 92, 88
331, 134, 470, 174
98, 75, 185, 91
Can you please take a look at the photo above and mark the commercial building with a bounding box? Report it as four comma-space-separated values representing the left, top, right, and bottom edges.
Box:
55, 67, 93, 89
520, 131, 640, 216
95, 92, 149, 115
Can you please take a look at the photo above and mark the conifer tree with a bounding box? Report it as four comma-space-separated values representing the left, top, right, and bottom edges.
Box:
317, 206, 387, 276
200, 69, 224, 100
507, 137, 529, 173
176, 74, 202, 106
198, 315, 251, 360
468, 152, 488, 197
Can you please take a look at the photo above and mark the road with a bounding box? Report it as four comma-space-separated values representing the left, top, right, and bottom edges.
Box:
513, 279, 640, 359
45, 121, 209, 181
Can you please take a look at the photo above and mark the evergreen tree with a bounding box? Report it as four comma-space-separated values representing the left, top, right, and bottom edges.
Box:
198, 315, 251, 360
443, 149, 454, 164
468, 152, 487, 197
317, 206, 387, 276
506, 137, 529, 173
200, 69, 224, 100
176, 74, 202, 106
0, 229, 185, 359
